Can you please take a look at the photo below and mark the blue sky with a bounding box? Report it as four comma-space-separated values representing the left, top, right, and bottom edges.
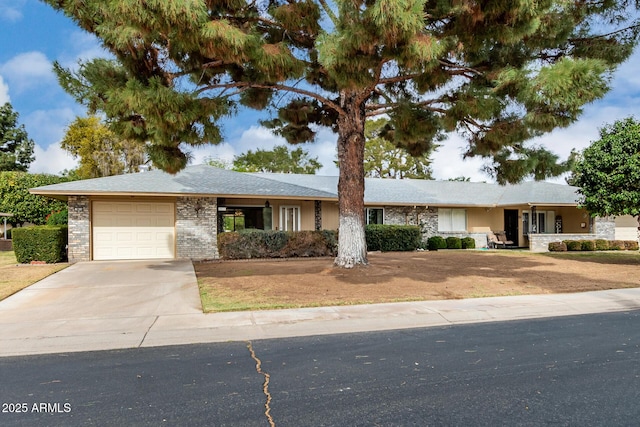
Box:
2, 0, 640, 181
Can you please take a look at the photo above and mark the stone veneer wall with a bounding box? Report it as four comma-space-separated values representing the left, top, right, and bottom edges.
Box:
594, 216, 616, 239
67, 195, 90, 262
438, 232, 489, 249
314, 200, 322, 231
176, 197, 219, 260
527, 217, 615, 252
528, 233, 596, 252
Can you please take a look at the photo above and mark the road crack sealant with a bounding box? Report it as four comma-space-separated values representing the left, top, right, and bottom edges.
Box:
246, 341, 275, 427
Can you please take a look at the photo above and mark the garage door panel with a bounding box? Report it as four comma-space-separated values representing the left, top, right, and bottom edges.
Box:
92, 201, 175, 260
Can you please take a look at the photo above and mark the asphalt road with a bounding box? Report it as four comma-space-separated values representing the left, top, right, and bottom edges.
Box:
1, 310, 639, 426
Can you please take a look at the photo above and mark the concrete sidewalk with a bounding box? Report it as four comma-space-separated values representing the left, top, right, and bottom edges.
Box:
1, 260, 640, 357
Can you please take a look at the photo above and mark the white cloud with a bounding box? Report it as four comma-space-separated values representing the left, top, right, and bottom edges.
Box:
0, 75, 9, 104
0, 51, 55, 93
23, 107, 78, 148
58, 30, 111, 69
29, 142, 77, 175
308, 127, 338, 175
0, 0, 24, 22
189, 142, 237, 166
431, 134, 489, 182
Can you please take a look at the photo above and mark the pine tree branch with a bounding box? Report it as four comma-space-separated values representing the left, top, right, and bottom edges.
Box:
438, 59, 482, 77
569, 22, 640, 42
317, 0, 339, 27
198, 81, 343, 114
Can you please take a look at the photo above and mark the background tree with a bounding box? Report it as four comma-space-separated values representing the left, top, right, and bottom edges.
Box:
204, 157, 232, 170
362, 118, 434, 179
231, 145, 322, 173
60, 116, 147, 179
573, 117, 640, 235
0, 172, 69, 226
46, 0, 640, 267
0, 102, 35, 171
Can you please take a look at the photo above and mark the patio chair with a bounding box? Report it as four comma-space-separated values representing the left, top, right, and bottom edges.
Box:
487, 231, 514, 249
487, 231, 503, 249
495, 231, 515, 248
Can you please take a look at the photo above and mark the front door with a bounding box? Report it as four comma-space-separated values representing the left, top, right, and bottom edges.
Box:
504, 209, 519, 246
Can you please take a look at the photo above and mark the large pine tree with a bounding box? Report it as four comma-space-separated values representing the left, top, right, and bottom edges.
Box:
45, 0, 640, 267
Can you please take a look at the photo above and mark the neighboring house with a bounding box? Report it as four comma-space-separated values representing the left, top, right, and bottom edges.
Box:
30, 164, 618, 262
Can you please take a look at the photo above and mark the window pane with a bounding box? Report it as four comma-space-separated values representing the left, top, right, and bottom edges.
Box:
538, 212, 546, 233
438, 208, 452, 231
438, 208, 466, 231
452, 209, 466, 231
367, 208, 383, 225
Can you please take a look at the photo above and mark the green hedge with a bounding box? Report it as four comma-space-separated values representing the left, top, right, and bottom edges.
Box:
581, 240, 596, 251
12, 226, 68, 263
461, 237, 476, 249
550, 239, 638, 252
46, 209, 68, 225
365, 225, 421, 252
548, 241, 567, 252
218, 230, 338, 259
427, 236, 447, 251
445, 236, 462, 249
563, 240, 582, 251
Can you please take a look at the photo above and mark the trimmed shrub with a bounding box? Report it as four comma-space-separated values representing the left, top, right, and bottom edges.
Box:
12, 225, 68, 263
563, 240, 582, 251
595, 239, 610, 251
445, 236, 462, 249
580, 240, 596, 251
623, 240, 639, 251
461, 237, 476, 249
427, 236, 447, 251
282, 231, 338, 257
46, 209, 68, 225
609, 240, 625, 250
548, 241, 567, 252
217, 230, 338, 259
365, 225, 420, 252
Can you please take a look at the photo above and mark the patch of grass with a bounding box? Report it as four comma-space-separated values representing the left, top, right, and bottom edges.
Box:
0, 251, 68, 301
542, 251, 640, 265
198, 281, 299, 312
0, 251, 18, 267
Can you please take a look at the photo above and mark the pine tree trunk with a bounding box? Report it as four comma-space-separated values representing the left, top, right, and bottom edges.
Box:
334, 92, 368, 268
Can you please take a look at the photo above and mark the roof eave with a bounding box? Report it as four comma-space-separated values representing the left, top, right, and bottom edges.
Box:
29, 189, 337, 202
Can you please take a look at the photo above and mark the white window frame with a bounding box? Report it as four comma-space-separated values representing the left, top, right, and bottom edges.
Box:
438, 208, 467, 232
523, 210, 555, 234
366, 207, 384, 225
280, 205, 301, 231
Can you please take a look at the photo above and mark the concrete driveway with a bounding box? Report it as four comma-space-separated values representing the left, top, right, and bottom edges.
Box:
0, 260, 202, 356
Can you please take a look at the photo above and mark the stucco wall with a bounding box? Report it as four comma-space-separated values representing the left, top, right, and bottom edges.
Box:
615, 215, 638, 240
176, 197, 219, 260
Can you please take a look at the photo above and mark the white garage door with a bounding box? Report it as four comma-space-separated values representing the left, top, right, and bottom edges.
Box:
92, 201, 175, 260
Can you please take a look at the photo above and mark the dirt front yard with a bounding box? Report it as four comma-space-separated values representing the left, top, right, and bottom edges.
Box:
195, 250, 640, 312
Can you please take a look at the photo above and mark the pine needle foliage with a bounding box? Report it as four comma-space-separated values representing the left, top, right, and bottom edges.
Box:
44, 0, 640, 266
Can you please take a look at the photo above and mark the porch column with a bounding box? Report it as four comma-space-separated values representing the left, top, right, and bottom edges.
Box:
531, 206, 538, 233
314, 200, 322, 231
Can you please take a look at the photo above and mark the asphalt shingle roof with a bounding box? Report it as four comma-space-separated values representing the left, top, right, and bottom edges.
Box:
31, 164, 581, 206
